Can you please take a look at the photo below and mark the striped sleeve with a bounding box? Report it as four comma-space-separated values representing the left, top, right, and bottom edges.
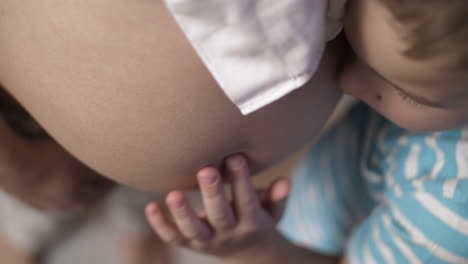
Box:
346, 186, 468, 264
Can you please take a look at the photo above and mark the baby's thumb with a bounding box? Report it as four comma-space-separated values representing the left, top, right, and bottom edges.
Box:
264, 178, 290, 222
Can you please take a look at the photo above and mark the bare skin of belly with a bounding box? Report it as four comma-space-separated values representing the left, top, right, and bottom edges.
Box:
0, 0, 342, 192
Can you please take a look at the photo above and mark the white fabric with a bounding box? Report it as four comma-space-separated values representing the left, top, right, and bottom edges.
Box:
0, 190, 77, 253
165, 0, 343, 115
0, 187, 162, 252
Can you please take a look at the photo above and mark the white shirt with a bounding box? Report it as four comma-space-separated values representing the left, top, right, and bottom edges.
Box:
165, 0, 347, 115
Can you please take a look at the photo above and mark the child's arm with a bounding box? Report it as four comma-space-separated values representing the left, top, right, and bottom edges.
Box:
145, 155, 341, 264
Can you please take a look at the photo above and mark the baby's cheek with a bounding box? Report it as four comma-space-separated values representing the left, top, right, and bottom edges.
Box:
339, 59, 374, 100
339, 60, 400, 117
341, 82, 421, 130
361, 90, 458, 132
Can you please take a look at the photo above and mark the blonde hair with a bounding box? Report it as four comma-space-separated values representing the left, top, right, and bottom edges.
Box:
380, 0, 468, 71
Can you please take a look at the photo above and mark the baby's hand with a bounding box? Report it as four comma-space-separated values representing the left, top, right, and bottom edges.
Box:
145, 155, 290, 260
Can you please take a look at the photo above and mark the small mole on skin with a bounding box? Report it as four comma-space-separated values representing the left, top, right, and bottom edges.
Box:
376, 94, 383, 101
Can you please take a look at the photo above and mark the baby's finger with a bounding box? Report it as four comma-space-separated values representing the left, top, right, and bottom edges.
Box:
226, 155, 260, 222
197, 167, 235, 230
265, 178, 290, 221
145, 203, 186, 245
166, 191, 212, 242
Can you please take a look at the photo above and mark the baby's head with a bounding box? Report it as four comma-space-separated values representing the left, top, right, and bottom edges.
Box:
341, 0, 468, 131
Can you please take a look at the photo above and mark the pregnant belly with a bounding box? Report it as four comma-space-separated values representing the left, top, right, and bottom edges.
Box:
0, 0, 341, 192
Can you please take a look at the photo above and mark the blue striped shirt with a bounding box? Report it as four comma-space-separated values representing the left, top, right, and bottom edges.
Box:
279, 104, 468, 263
